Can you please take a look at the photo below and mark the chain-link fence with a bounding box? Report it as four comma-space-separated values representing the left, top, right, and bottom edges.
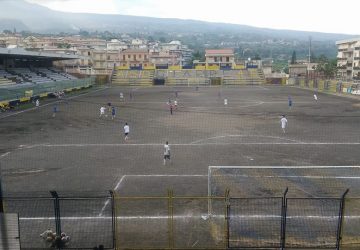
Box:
3, 193, 114, 250
2, 191, 360, 249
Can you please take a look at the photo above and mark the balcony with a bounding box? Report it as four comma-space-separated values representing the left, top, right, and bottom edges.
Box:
354, 57, 360, 60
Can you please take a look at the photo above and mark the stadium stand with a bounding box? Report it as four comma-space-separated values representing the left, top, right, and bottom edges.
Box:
222, 69, 265, 85
112, 69, 265, 86
112, 70, 154, 86
3, 67, 78, 85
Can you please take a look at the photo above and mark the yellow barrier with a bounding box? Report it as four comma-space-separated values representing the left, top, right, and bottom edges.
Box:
25, 90, 33, 97
20, 97, 30, 103
144, 65, 156, 70
168, 65, 182, 70
233, 64, 245, 70
40, 93, 49, 98
0, 101, 9, 109
195, 65, 206, 70
116, 65, 130, 70
206, 65, 220, 70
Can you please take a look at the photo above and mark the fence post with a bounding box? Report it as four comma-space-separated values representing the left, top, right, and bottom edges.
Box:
0, 162, 4, 213
224, 189, 230, 249
50, 191, 61, 249
336, 189, 349, 250
280, 187, 288, 250
167, 189, 174, 249
109, 190, 116, 250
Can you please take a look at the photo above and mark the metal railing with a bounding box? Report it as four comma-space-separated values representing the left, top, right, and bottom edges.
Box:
2, 189, 360, 250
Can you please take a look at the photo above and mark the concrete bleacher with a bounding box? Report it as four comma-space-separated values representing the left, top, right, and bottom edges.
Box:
0, 68, 16, 86
112, 69, 265, 86
2, 67, 78, 85
112, 70, 154, 86
222, 69, 265, 85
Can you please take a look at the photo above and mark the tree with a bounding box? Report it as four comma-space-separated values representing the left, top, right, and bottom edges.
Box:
315, 55, 338, 79
3, 29, 12, 34
291, 51, 297, 64
253, 53, 261, 60
192, 50, 205, 62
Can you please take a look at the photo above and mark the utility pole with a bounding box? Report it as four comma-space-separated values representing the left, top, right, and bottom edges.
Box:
308, 36, 312, 64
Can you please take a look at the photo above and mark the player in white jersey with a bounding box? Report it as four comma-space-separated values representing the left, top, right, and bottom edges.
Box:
314, 94, 318, 102
280, 115, 288, 133
99, 106, 106, 117
163, 141, 171, 165
124, 123, 130, 140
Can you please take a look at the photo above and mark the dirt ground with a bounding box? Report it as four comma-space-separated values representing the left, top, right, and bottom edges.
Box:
1, 85, 360, 249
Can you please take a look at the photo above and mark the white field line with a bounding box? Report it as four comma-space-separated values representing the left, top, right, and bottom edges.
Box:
209, 166, 360, 169
212, 174, 360, 179
99, 175, 127, 217
98, 174, 207, 217
0, 87, 108, 119
256, 85, 270, 90
190, 134, 303, 144
19, 215, 360, 220
33, 142, 360, 147
0, 152, 10, 158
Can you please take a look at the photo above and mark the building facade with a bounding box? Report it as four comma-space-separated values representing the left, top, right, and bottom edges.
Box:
336, 38, 360, 80
205, 49, 235, 67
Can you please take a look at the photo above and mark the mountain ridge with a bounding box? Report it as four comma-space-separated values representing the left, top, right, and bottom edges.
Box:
0, 0, 358, 42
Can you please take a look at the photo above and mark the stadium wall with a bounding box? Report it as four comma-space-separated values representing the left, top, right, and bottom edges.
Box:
289, 78, 360, 96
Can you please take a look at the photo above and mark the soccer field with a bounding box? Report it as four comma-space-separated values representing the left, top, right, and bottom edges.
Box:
1, 85, 360, 249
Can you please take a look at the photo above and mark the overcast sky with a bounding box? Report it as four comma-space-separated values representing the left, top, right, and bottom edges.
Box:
25, 0, 360, 34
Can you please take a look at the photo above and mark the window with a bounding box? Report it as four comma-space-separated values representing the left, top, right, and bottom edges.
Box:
134, 55, 137, 61
123, 55, 125, 61
128, 55, 131, 59
107, 56, 110, 60
139, 55, 142, 59
226, 57, 229, 62
88, 52, 91, 56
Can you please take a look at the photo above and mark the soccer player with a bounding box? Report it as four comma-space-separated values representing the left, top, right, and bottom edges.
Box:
224, 98, 228, 106
314, 93, 318, 102
99, 106, 105, 118
111, 106, 116, 120
107, 102, 112, 112
52, 105, 57, 118
174, 100, 178, 109
288, 95, 292, 109
163, 141, 171, 165
124, 123, 130, 141
35, 99, 40, 107
280, 115, 288, 133
175, 91, 178, 98
120, 92, 124, 100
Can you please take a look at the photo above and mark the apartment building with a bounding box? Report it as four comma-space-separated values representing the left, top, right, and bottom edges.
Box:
205, 49, 235, 67
120, 49, 150, 68
336, 38, 360, 80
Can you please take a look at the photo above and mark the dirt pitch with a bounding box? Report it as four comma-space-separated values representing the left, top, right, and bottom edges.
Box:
1, 85, 360, 249
1, 85, 360, 195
